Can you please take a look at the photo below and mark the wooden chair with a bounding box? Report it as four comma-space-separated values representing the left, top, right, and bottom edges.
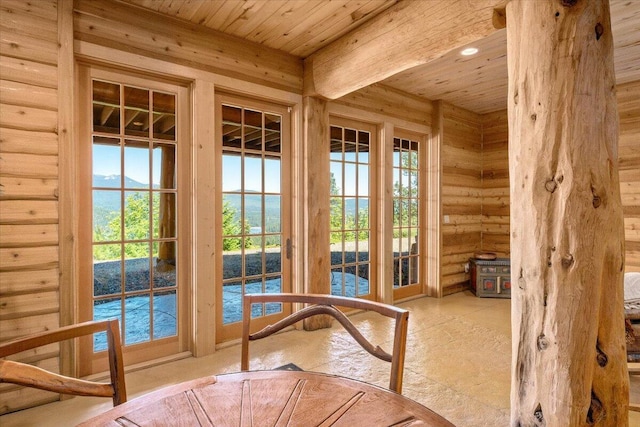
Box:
241, 293, 409, 393
0, 319, 127, 406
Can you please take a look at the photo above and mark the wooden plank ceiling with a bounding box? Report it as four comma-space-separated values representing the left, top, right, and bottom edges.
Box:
121, 0, 639, 114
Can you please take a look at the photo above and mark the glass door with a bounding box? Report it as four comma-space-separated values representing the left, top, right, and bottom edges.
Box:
215, 94, 291, 343
329, 118, 377, 301
78, 66, 189, 375
392, 132, 424, 300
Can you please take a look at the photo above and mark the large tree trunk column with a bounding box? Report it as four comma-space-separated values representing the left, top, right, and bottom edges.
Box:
507, 0, 628, 425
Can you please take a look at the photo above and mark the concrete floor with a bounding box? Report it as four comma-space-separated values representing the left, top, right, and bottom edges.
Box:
2, 291, 639, 426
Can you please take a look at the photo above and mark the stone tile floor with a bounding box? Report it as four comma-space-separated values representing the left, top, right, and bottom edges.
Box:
2, 291, 639, 426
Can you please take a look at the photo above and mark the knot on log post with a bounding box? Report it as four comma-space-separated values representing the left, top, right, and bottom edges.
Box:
561, 254, 574, 268
596, 343, 608, 367
587, 391, 605, 424
534, 403, 544, 424
595, 23, 604, 41
561, 0, 579, 7
537, 334, 549, 351
537, 334, 550, 351
591, 185, 602, 208
545, 180, 557, 193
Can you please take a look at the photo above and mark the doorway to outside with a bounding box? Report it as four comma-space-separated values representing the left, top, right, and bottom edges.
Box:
215, 94, 292, 343
392, 131, 425, 301
78, 65, 189, 375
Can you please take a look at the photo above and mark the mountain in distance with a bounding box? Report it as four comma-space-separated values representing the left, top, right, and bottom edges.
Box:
93, 174, 153, 189
93, 176, 370, 230
223, 190, 368, 229
93, 175, 156, 227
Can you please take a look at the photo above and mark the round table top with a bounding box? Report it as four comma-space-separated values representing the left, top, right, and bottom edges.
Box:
78, 370, 454, 426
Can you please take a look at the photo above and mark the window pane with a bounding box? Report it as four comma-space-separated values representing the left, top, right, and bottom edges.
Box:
244, 155, 262, 192
245, 194, 262, 232
331, 267, 344, 296
124, 243, 150, 292
264, 113, 281, 153
343, 163, 356, 196
93, 137, 121, 182
246, 237, 263, 275
93, 190, 121, 242
222, 281, 242, 324
124, 140, 149, 188
153, 143, 176, 189
153, 192, 176, 239
222, 105, 242, 148
153, 245, 176, 289
153, 92, 175, 140
264, 195, 280, 233
94, 244, 121, 296
153, 290, 176, 339
125, 294, 150, 344
265, 237, 281, 275
264, 157, 280, 193
358, 165, 369, 196
244, 109, 262, 151
330, 163, 343, 195
124, 191, 150, 240
124, 86, 149, 137
223, 251, 241, 280
93, 81, 120, 134
358, 232, 370, 262
223, 155, 241, 193
93, 297, 121, 351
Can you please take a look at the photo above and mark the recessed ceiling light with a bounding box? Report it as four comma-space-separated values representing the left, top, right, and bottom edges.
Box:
460, 47, 479, 56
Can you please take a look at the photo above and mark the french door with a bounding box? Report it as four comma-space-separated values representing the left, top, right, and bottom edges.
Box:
215, 94, 292, 342
392, 131, 425, 300
78, 66, 189, 374
329, 118, 377, 301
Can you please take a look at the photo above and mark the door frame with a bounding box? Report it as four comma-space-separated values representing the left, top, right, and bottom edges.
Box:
76, 63, 191, 375
214, 92, 294, 343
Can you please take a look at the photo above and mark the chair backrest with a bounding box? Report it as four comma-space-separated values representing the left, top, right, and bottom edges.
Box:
0, 319, 127, 406
241, 293, 409, 393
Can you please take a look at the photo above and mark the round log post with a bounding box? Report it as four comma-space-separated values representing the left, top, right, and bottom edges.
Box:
507, 0, 629, 425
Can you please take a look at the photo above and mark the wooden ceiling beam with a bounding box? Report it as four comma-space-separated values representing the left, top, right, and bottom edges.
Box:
303, 0, 507, 100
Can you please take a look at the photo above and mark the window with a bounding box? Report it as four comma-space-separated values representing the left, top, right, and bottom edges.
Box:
392, 133, 423, 300
329, 119, 377, 300
78, 66, 189, 373
215, 94, 292, 342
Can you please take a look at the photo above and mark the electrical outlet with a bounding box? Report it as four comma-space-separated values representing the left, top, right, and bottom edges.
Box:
443, 215, 450, 224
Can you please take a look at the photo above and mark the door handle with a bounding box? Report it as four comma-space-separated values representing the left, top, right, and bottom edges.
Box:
286, 238, 292, 260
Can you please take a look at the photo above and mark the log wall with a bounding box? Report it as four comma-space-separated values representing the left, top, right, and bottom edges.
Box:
618, 80, 640, 272
481, 110, 510, 257
478, 80, 640, 273
0, 0, 63, 413
439, 102, 483, 295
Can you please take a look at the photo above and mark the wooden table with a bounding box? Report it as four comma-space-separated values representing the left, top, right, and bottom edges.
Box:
78, 370, 455, 426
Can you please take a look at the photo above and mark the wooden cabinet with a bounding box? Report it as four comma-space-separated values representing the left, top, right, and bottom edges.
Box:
469, 258, 511, 298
